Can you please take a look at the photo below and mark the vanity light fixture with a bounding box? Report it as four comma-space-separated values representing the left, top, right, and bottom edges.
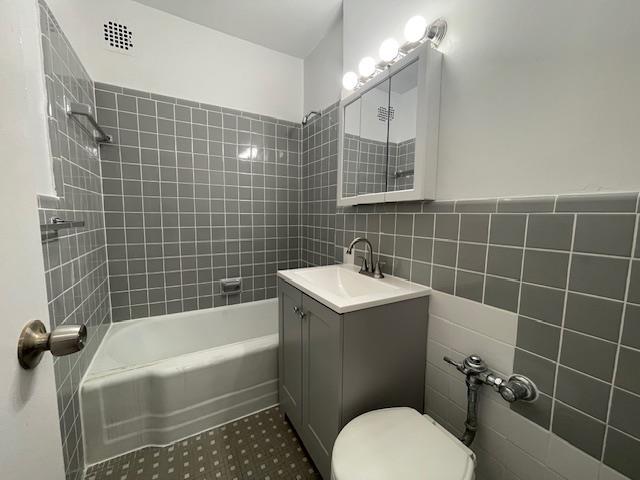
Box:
379, 38, 400, 63
342, 71, 359, 91
358, 56, 377, 78
343, 16, 447, 91
404, 15, 428, 43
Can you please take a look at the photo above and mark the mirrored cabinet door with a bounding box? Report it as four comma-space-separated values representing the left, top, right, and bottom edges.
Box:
387, 61, 418, 193
357, 79, 390, 196
341, 98, 361, 198
337, 43, 442, 206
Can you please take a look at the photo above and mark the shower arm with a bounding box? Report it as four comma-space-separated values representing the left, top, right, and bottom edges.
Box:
302, 110, 321, 125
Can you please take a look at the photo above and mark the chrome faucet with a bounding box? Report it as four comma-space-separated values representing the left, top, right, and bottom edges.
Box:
346, 237, 384, 278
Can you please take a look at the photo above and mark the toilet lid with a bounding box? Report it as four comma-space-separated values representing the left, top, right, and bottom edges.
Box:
331, 408, 475, 480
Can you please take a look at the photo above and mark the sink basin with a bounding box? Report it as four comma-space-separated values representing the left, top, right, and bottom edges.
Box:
277, 264, 431, 313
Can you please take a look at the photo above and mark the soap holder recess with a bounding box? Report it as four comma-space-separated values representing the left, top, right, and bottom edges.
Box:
221, 278, 242, 295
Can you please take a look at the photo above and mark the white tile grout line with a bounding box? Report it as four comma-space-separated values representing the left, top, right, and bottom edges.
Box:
481, 214, 493, 304
548, 213, 576, 440
601, 202, 640, 466
515, 214, 530, 316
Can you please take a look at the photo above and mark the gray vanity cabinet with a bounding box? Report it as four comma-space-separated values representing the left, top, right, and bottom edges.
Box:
301, 294, 342, 477
278, 280, 304, 429
277, 278, 429, 479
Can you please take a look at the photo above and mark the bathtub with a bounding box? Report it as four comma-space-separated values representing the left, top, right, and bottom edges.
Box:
81, 299, 279, 466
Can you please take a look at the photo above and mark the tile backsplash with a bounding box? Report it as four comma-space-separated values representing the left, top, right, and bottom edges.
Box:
302, 103, 640, 479
37, 2, 111, 479
94, 83, 302, 321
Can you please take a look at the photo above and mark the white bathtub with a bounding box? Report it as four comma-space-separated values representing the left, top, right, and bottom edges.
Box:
81, 299, 279, 466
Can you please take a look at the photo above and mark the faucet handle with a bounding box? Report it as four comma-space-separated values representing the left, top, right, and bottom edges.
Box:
373, 261, 385, 278
356, 255, 369, 273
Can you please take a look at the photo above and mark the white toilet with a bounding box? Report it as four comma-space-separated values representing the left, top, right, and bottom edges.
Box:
331, 407, 476, 480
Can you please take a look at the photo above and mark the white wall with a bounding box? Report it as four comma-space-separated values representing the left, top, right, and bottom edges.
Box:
46, 0, 303, 123
304, 14, 343, 114
0, 0, 65, 477
343, 0, 640, 200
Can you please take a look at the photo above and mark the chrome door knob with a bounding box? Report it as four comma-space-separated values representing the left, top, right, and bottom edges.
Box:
17, 320, 87, 369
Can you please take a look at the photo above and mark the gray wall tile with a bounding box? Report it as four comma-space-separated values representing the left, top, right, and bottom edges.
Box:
497, 196, 555, 213
489, 214, 526, 246
433, 240, 457, 267
457, 242, 487, 273
412, 237, 433, 263
513, 348, 556, 394
560, 330, 617, 382
569, 254, 630, 300
573, 214, 636, 256
552, 402, 605, 458
414, 213, 434, 237
519, 283, 565, 326
484, 276, 519, 312
556, 193, 639, 213
432, 266, 455, 294
555, 366, 611, 420
486, 246, 523, 280
434, 214, 460, 240
604, 428, 640, 479
622, 303, 640, 349
517, 316, 561, 360
455, 199, 497, 213
522, 249, 569, 288
526, 214, 574, 251
609, 388, 640, 439
629, 260, 640, 304
455, 270, 484, 302
564, 293, 623, 342
459, 214, 489, 243
615, 347, 640, 395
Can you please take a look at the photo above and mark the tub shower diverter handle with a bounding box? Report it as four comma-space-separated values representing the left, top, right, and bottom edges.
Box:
17, 320, 87, 369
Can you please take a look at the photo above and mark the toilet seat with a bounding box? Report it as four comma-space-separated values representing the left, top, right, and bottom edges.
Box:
331, 407, 476, 480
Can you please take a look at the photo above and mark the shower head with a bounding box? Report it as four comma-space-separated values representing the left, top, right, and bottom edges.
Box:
302, 110, 321, 126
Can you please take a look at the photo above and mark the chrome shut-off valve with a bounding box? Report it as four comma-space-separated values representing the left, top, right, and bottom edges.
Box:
444, 354, 538, 403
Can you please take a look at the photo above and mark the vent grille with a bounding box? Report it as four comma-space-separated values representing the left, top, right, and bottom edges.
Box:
103, 21, 134, 51
377, 106, 395, 122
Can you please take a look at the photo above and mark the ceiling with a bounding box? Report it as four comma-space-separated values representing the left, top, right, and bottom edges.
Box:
132, 0, 342, 58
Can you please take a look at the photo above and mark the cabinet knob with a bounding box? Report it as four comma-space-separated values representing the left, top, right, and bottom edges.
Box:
293, 305, 306, 319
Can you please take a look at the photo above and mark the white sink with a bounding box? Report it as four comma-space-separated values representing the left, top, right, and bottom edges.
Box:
277, 264, 431, 313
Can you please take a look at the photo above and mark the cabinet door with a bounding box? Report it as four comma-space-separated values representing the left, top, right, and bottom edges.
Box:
301, 294, 342, 479
278, 280, 304, 430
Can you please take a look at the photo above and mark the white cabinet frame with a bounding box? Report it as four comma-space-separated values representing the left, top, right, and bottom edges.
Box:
337, 43, 443, 206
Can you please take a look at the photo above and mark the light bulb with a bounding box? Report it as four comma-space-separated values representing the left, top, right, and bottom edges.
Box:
404, 15, 428, 43
379, 38, 400, 63
358, 56, 377, 78
342, 71, 358, 91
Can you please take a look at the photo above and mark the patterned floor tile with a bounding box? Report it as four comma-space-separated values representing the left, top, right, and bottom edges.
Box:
84, 407, 321, 480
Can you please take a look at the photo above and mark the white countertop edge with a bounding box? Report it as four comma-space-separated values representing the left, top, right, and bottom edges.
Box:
277, 267, 431, 314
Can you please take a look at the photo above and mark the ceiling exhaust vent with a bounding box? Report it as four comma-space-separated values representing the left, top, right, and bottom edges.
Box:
103, 21, 134, 52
